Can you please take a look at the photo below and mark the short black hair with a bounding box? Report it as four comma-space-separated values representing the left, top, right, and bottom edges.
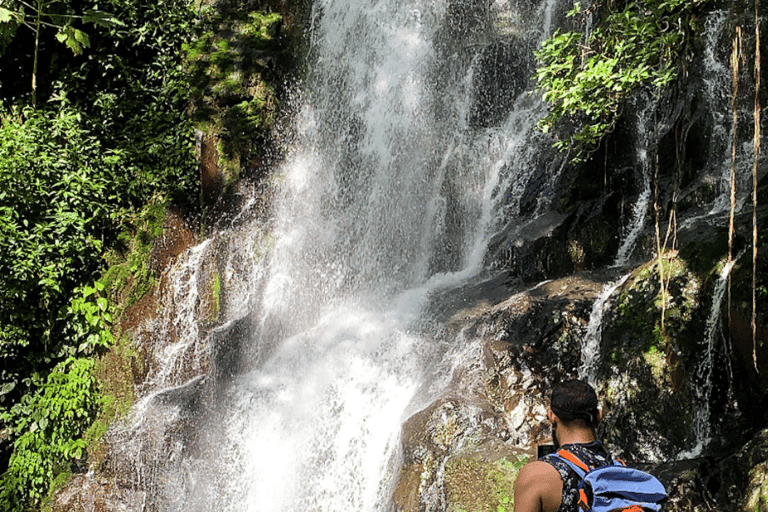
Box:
550, 379, 599, 426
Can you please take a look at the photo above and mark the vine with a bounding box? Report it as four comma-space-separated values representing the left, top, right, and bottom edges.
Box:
752, 0, 761, 373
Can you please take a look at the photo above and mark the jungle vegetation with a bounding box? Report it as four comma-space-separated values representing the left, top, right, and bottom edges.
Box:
0, 0, 199, 508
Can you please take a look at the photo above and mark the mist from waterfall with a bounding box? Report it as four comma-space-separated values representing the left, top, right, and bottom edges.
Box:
148, 0, 566, 510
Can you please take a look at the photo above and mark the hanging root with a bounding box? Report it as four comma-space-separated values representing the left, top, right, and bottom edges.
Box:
728, 26, 742, 363
752, 0, 761, 373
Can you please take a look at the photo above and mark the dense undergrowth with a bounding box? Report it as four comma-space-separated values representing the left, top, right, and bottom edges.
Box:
0, 0, 290, 505
535, 0, 706, 161
0, 0, 199, 508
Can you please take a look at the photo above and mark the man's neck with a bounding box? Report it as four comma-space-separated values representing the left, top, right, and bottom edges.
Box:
556, 426, 597, 447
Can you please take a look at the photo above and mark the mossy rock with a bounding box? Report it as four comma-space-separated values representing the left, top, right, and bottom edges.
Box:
101, 201, 167, 314
184, 6, 287, 164
444, 454, 528, 512
83, 333, 140, 472
598, 255, 705, 460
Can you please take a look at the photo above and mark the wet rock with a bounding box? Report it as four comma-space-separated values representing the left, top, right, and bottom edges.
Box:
485, 196, 622, 282
197, 128, 224, 207
396, 271, 619, 510
656, 429, 768, 511
469, 37, 533, 129
597, 258, 702, 461
148, 207, 196, 275
51, 474, 147, 512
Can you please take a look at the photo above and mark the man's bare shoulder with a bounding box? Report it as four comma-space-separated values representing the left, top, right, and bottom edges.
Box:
517, 460, 561, 484
513, 460, 563, 512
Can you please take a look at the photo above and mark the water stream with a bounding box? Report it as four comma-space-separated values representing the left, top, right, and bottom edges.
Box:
578, 273, 631, 385
679, 252, 743, 459
123, 0, 570, 510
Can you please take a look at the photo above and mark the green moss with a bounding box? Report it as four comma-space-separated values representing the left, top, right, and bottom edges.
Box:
599, 253, 707, 454
100, 264, 131, 296
184, 5, 285, 162
678, 229, 729, 276
568, 239, 585, 267
567, 216, 615, 269
68, 201, 163, 479
210, 272, 221, 322
445, 456, 527, 512
83, 333, 140, 471
40, 463, 73, 512
100, 200, 165, 313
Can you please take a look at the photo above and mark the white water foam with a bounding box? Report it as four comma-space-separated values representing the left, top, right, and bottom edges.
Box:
578, 273, 632, 385
122, 0, 585, 509
678, 253, 741, 459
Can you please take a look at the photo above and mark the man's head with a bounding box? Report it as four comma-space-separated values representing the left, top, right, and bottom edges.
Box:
548, 379, 600, 447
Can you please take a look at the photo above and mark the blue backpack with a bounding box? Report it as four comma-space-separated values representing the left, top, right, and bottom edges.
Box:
550, 449, 668, 512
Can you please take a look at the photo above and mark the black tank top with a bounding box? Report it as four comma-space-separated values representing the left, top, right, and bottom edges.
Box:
541, 441, 612, 512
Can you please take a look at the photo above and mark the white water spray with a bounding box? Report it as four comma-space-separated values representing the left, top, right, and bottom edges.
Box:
614, 100, 656, 267
116, 0, 609, 509
189, 1, 563, 510
141, 239, 213, 395
578, 273, 631, 385
679, 253, 741, 459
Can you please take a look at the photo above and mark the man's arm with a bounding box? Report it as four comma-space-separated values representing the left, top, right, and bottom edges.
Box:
513, 461, 563, 512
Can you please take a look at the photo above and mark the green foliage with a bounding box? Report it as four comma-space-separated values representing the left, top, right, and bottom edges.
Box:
69, 282, 115, 352
0, 0, 123, 106
0, 0, 200, 507
183, 8, 283, 159
51, 0, 200, 205
0, 357, 97, 508
0, 107, 117, 510
445, 456, 528, 512
0, 0, 121, 54
0, 107, 114, 381
535, 0, 704, 161
101, 200, 166, 312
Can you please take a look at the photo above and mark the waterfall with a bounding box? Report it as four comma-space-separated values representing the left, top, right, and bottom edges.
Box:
681, 9, 760, 231
614, 99, 656, 267
577, 96, 658, 382
679, 253, 741, 459
107, 0, 576, 510
578, 273, 631, 385
92, 0, 763, 506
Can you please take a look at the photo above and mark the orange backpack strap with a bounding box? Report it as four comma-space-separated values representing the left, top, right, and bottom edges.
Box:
556, 449, 591, 473
578, 488, 590, 511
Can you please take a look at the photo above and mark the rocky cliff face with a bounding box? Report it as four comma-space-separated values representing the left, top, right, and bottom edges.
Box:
391, 0, 768, 509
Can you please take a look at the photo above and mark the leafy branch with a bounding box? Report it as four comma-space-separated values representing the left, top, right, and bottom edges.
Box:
535, 0, 705, 162
0, 0, 123, 106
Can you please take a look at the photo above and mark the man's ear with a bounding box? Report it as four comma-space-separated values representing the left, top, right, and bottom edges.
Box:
597, 408, 604, 423
547, 407, 556, 423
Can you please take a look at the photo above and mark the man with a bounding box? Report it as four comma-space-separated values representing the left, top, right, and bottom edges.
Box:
513, 379, 610, 512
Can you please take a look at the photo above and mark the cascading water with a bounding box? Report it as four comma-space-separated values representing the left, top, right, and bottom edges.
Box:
578, 273, 631, 385
112, 1, 579, 510
681, 9, 762, 231
93, 0, 765, 508
680, 252, 743, 459
614, 97, 658, 268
